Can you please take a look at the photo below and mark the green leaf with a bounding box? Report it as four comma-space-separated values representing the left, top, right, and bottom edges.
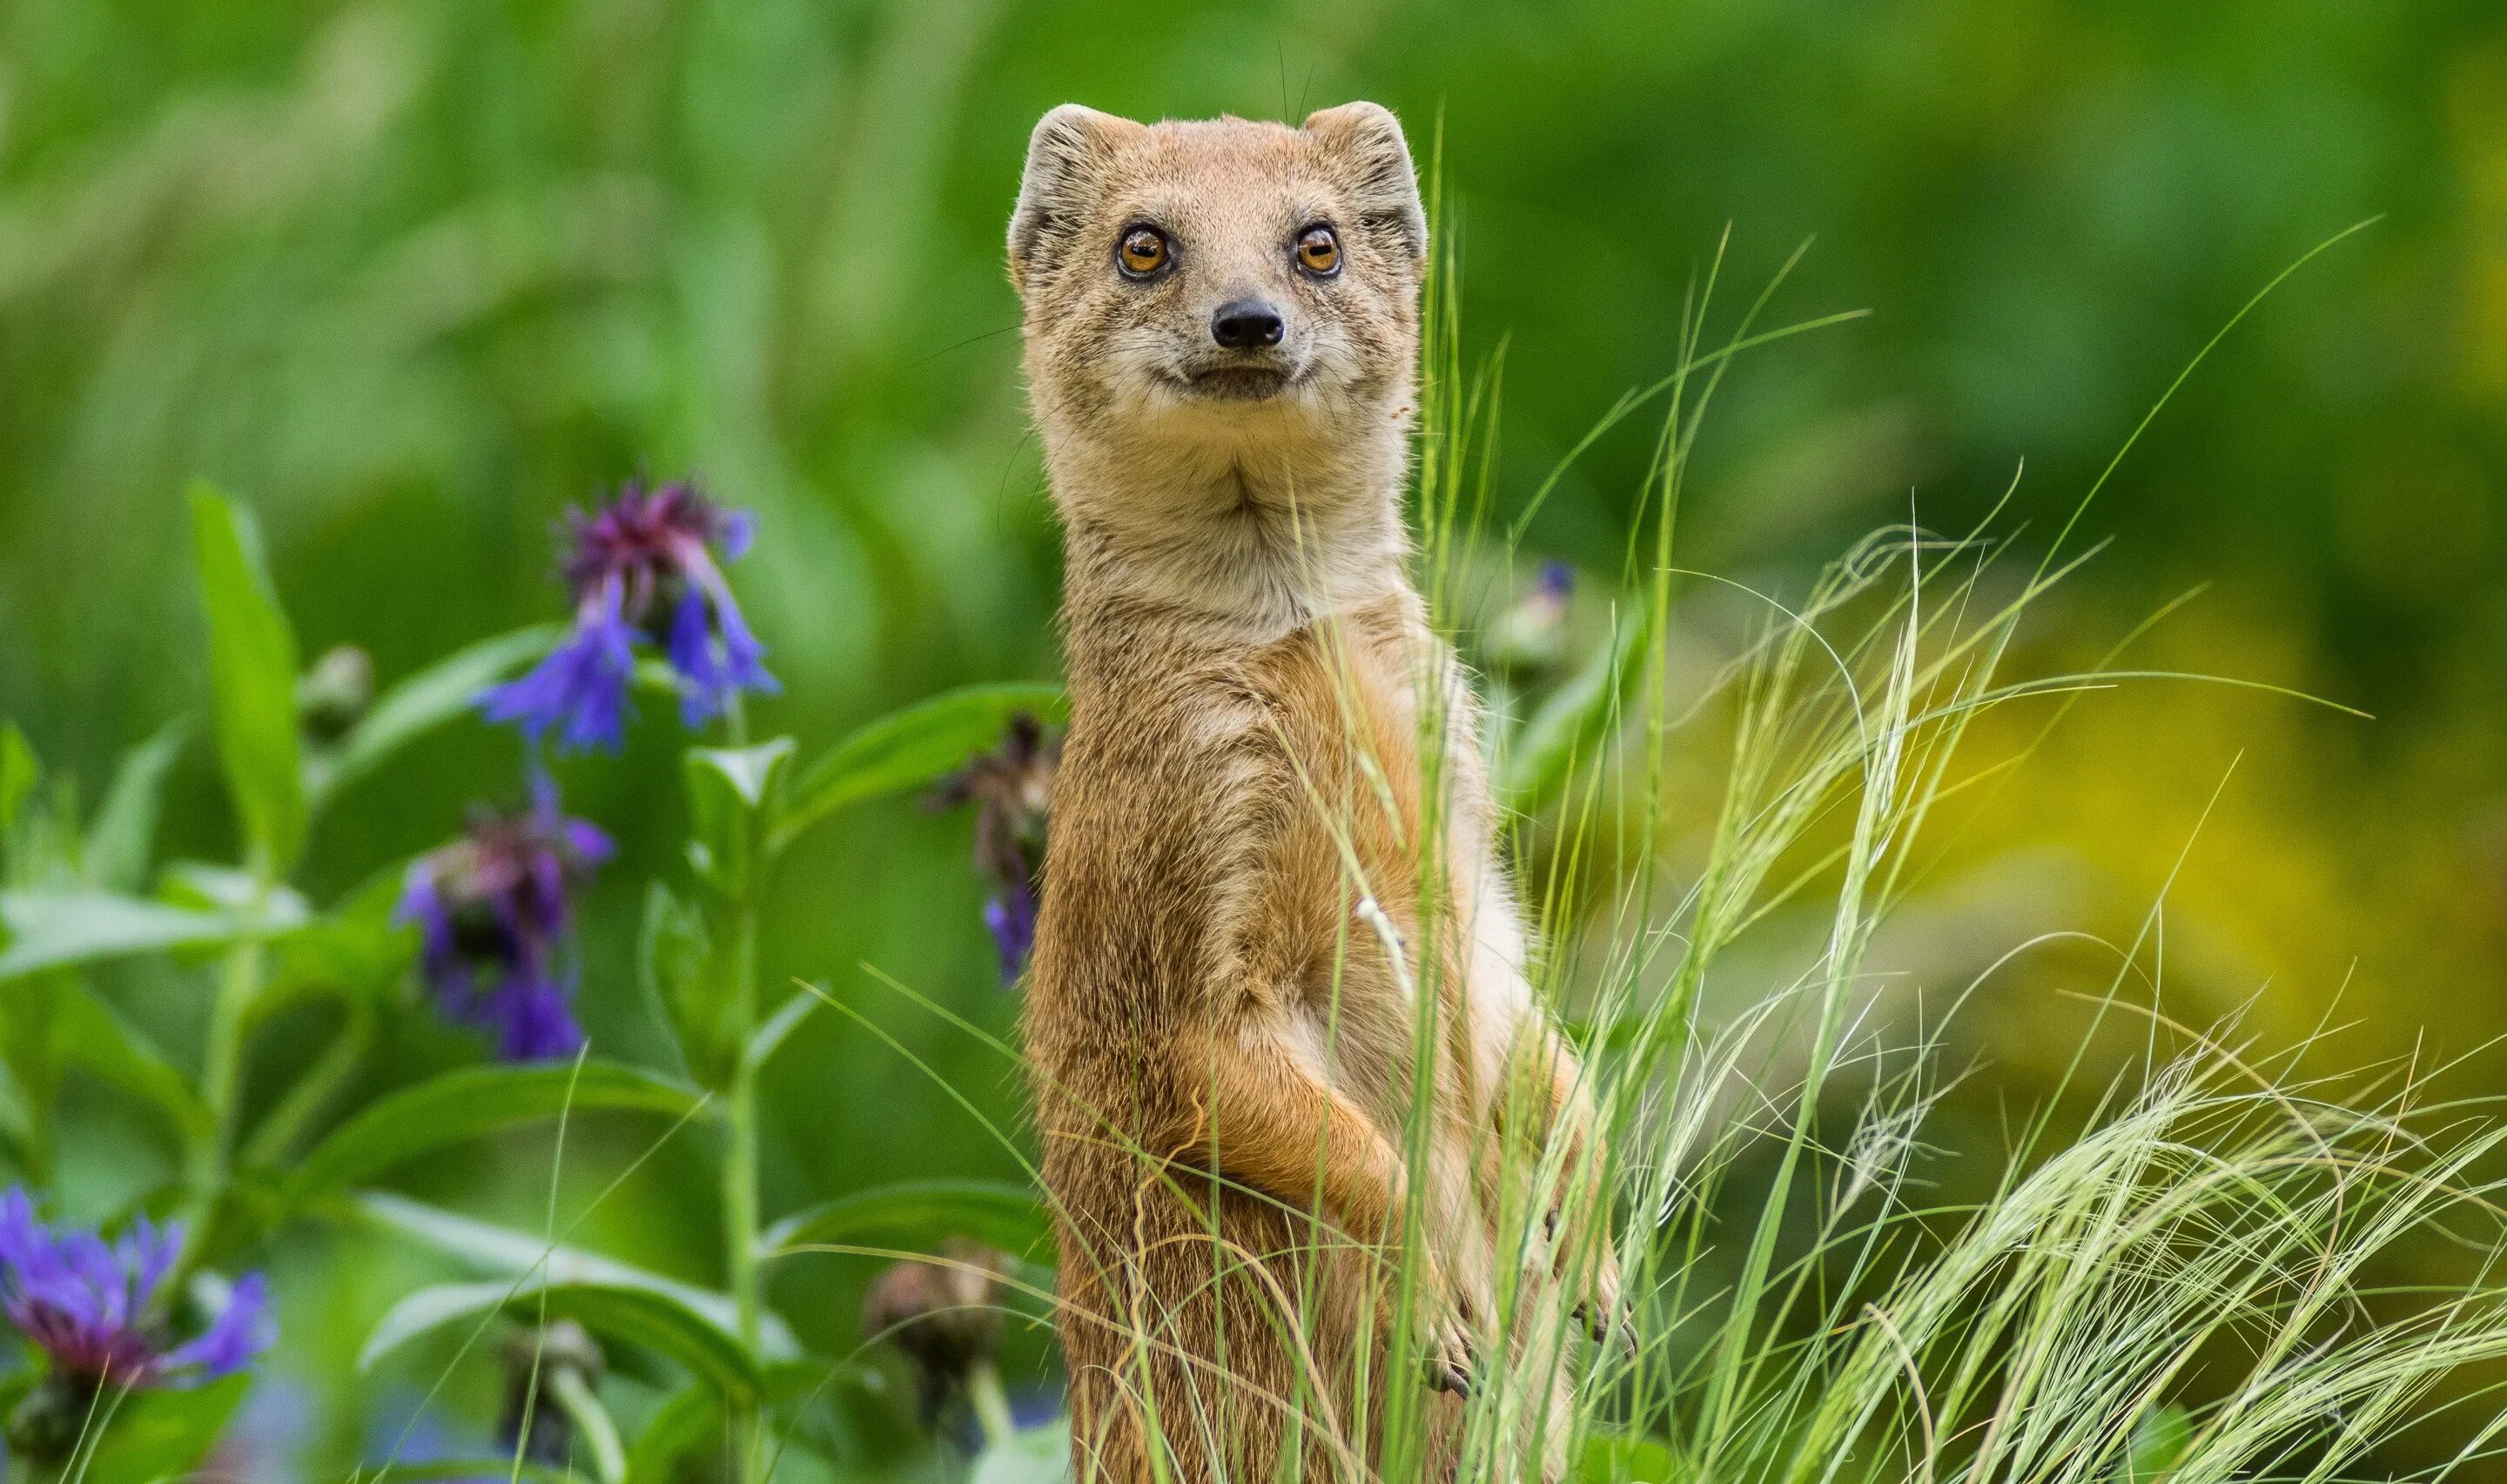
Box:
83, 718, 188, 893
773, 684, 1067, 853
354, 1193, 782, 1338
50, 987, 214, 1145
683, 738, 794, 899
0, 889, 241, 982
0, 723, 35, 841
1499, 607, 1657, 817
639, 881, 737, 1088
760, 1179, 1052, 1262
364, 1462, 593, 1484
307, 625, 561, 810
259, 866, 413, 1019
158, 861, 313, 927
363, 1279, 767, 1393
1575, 1426, 1687, 1484
75, 1373, 248, 1484
189, 483, 306, 873
624, 1384, 719, 1484
742, 985, 822, 1075
971, 1419, 1071, 1484
2126, 1405, 2193, 1482
289, 1061, 709, 1201
353, 1188, 792, 1373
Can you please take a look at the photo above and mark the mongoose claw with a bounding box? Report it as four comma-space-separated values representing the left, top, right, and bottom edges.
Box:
1427, 1357, 1475, 1398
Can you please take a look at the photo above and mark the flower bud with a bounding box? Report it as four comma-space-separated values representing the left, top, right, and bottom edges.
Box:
861, 1239, 1012, 1429
498, 1319, 603, 1467
297, 645, 376, 743
7, 1373, 96, 1468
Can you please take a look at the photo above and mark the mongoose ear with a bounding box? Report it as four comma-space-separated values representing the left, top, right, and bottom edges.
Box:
1009, 104, 1145, 294
1302, 102, 1427, 266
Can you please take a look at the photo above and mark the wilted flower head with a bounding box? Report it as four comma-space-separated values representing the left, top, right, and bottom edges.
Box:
928, 714, 1059, 984
481, 477, 778, 752
1484, 560, 1575, 678
861, 1239, 1012, 1429
0, 1190, 270, 1396
396, 781, 611, 1060
498, 1319, 603, 1467
298, 644, 375, 744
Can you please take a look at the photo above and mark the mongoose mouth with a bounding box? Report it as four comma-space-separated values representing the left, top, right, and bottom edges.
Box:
1175, 366, 1298, 402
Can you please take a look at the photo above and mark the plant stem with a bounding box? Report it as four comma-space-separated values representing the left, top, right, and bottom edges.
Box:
965, 1360, 1017, 1450
721, 893, 764, 1484
179, 930, 264, 1276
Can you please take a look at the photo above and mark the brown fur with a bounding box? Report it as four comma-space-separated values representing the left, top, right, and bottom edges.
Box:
1010, 104, 1620, 1483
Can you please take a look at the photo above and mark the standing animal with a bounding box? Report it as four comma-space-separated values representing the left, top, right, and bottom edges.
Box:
1011, 102, 1623, 1483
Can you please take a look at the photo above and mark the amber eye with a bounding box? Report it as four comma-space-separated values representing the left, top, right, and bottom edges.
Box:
1117, 226, 1169, 278
1295, 225, 1341, 276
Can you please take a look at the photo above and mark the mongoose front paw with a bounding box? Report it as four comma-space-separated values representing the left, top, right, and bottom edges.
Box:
1422, 1313, 1477, 1398
1567, 1258, 1638, 1360
1415, 1261, 1485, 1398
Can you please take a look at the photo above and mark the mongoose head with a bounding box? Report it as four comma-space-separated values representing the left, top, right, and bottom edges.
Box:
1008, 104, 1427, 593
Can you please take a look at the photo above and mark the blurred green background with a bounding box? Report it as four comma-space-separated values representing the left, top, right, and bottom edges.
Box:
3, 0, 2505, 1475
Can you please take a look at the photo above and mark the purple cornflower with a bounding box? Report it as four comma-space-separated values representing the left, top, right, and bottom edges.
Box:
928, 715, 1059, 985
0, 1189, 270, 1392
396, 782, 612, 1060
481, 478, 778, 751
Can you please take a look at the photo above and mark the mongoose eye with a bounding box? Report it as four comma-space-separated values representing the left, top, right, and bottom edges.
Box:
1295, 225, 1341, 277
1117, 226, 1170, 279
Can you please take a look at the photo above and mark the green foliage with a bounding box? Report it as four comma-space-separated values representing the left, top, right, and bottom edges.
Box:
83, 718, 187, 893
77, 1375, 251, 1484
357, 1193, 799, 1392
306, 626, 560, 812
760, 1179, 1051, 1263
685, 738, 796, 903
188, 484, 306, 876
288, 1062, 708, 1202
1499, 606, 1656, 816
774, 684, 1068, 852
0, 888, 242, 981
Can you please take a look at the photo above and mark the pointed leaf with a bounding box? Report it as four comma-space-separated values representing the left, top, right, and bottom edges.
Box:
355, 1193, 790, 1353
76, 1373, 248, 1484
624, 1384, 719, 1484
364, 1462, 590, 1484
84, 719, 188, 893
0, 723, 35, 841
158, 861, 313, 927
683, 739, 793, 899
761, 1179, 1051, 1262
2127, 1405, 2193, 1482
307, 625, 562, 810
50, 989, 213, 1145
1499, 608, 1657, 816
773, 684, 1066, 852
361, 1278, 769, 1393
289, 1061, 708, 1201
189, 484, 306, 872
639, 881, 736, 1088
742, 986, 822, 1075
0, 890, 241, 982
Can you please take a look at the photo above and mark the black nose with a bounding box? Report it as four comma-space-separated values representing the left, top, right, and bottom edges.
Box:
1211, 299, 1285, 350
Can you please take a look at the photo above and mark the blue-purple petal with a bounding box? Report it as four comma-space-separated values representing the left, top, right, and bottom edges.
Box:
159, 1272, 272, 1383
481, 596, 637, 753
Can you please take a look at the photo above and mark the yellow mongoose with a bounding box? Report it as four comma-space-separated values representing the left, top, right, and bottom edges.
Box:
1011, 103, 1622, 1483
